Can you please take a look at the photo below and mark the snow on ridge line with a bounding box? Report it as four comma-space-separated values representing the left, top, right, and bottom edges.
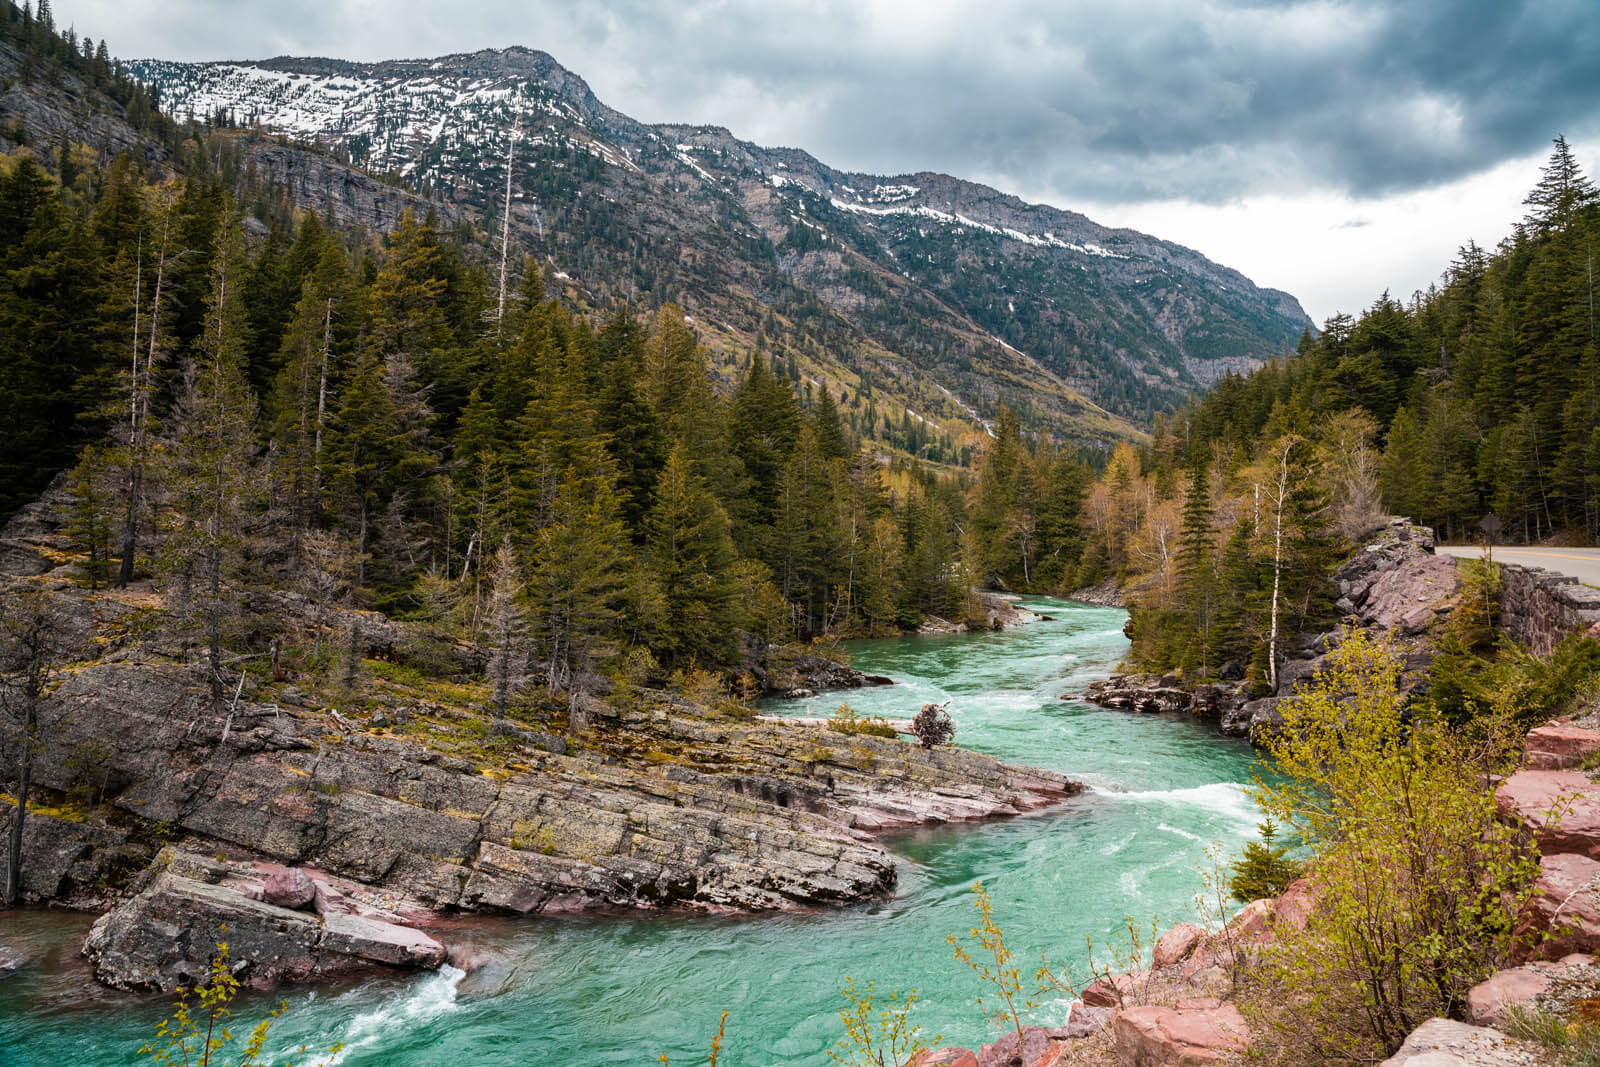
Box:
826, 197, 1127, 257
135, 61, 637, 174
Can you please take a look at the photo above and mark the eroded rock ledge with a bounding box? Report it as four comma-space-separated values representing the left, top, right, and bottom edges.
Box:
85, 854, 447, 992
7, 661, 1078, 926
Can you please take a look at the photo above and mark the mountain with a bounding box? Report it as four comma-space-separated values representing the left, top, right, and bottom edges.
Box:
129, 47, 1312, 451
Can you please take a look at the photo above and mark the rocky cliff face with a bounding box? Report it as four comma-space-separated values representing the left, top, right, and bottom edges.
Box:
1083, 520, 1453, 741
125, 46, 1312, 443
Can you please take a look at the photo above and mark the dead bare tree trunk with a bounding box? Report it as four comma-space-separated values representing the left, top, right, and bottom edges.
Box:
118, 202, 174, 588
496, 129, 518, 331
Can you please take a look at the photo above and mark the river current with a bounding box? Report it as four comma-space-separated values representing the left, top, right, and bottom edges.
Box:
0, 597, 1264, 1066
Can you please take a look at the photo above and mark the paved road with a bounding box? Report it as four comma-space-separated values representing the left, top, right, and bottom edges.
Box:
1437, 545, 1600, 586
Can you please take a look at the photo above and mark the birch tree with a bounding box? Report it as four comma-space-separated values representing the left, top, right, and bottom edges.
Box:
1264, 435, 1304, 692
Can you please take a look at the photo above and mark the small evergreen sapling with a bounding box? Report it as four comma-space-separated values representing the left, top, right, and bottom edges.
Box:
1227, 820, 1302, 903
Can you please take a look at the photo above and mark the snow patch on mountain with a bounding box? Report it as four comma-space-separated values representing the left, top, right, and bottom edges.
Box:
826, 197, 1127, 257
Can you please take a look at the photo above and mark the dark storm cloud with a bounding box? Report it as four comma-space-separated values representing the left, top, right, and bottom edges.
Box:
65, 0, 1600, 203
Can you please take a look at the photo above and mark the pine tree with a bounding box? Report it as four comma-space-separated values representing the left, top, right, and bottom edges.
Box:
163, 212, 260, 709
812, 386, 849, 460
484, 537, 528, 720
65, 444, 115, 589
270, 243, 350, 535
530, 457, 629, 733
642, 304, 720, 460
1176, 462, 1217, 674
644, 446, 740, 668
1523, 136, 1599, 236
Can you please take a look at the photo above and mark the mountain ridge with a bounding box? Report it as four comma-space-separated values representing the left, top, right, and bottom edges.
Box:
129, 45, 1313, 449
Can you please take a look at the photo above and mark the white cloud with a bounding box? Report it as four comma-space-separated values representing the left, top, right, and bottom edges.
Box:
54, 0, 1600, 322
1076, 150, 1562, 324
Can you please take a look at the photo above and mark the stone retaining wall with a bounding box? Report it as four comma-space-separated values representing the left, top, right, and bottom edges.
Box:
1498, 563, 1600, 655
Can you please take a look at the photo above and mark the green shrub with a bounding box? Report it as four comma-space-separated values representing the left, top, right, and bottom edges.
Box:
1244, 628, 1540, 1063
827, 704, 898, 738
1428, 632, 1600, 728
141, 937, 341, 1066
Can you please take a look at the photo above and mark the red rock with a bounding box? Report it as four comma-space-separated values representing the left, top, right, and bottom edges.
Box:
1082, 970, 1149, 1007
905, 1049, 978, 1067
1524, 725, 1600, 771
1496, 769, 1600, 859
1054, 1001, 1114, 1038
1274, 877, 1316, 932
1114, 1001, 1250, 1066
1179, 947, 1214, 980
1465, 966, 1554, 1026
311, 880, 354, 916
261, 867, 316, 910
1516, 852, 1600, 960
974, 1026, 1075, 1067
1226, 899, 1274, 940
318, 912, 446, 968
1154, 922, 1206, 968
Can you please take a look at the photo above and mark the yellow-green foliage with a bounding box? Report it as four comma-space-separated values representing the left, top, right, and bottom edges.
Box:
827, 978, 936, 1067
949, 880, 1037, 1046
1244, 628, 1541, 1063
827, 704, 898, 739
510, 819, 558, 855
140, 936, 341, 1066
0, 791, 93, 823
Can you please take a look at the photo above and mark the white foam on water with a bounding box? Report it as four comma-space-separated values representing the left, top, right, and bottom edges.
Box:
1156, 822, 1203, 842
1113, 783, 1259, 827
314, 965, 466, 1064
1099, 833, 1132, 856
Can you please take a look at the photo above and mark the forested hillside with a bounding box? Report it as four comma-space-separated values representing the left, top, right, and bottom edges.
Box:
1061, 137, 1600, 679
127, 46, 1313, 444
0, 1, 1110, 731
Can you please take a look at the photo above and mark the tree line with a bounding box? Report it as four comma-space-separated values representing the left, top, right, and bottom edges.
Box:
5, 132, 1099, 722
1061, 137, 1599, 681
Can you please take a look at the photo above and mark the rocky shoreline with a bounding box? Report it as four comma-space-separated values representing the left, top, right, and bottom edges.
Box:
908, 712, 1600, 1067
2, 643, 1081, 991
1066, 578, 1125, 608
1076, 520, 1450, 743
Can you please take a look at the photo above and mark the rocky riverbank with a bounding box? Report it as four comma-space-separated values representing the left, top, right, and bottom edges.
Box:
1067, 578, 1124, 608
912, 711, 1600, 1067
1079, 519, 1452, 742
917, 590, 1047, 635
0, 589, 1080, 991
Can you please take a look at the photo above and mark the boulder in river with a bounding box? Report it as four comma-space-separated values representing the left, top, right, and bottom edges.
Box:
83, 868, 445, 991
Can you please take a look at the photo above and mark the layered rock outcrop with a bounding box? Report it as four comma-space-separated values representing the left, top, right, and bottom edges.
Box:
3, 657, 1077, 917
84, 860, 446, 992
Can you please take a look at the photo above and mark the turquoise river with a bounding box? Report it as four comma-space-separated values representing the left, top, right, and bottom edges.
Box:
0, 597, 1266, 1066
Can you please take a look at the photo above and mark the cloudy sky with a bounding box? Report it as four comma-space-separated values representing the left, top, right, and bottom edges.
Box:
56, 0, 1600, 323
